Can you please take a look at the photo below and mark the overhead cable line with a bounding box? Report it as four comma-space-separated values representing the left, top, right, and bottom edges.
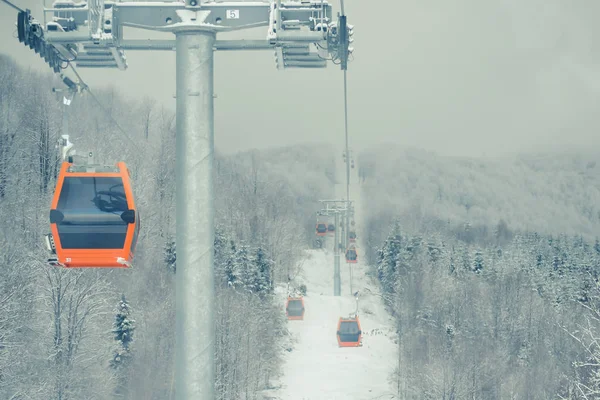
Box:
339, 0, 353, 293
66, 61, 141, 150
1, 0, 24, 12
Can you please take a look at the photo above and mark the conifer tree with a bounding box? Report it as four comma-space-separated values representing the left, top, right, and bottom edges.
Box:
377, 224, 403, 295
214, 228, 234, 287
165, 238, 176, 273
427, 240, 442, 264
233, 243, 253, 289
473, 249, 484, 273
254, 246, 274, 294
223, 240, 237, 287
110, 294, 136, 397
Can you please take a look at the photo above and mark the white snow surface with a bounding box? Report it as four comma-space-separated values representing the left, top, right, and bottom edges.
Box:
266, 160, 398, 400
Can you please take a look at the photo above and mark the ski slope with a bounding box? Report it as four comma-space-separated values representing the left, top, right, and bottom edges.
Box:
266, 159, 398, 400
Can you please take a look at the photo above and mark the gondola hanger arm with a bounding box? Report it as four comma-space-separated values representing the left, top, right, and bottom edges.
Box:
58, 135, 74, 161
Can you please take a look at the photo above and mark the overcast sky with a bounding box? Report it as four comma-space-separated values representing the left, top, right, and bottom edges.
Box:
1, 0, 600, 157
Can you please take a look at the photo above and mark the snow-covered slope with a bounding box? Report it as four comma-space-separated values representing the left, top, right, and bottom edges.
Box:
266, 158, 398, 399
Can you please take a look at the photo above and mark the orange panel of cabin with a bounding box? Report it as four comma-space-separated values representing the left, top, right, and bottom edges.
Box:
336, 317, 362, 347
49, 161, 139, 268
286, 297, 305, 320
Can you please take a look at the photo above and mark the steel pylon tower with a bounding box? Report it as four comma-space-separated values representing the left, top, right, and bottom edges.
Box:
10, 0, 354, 398
318, 199, 351, 296
339, 2, 353, 278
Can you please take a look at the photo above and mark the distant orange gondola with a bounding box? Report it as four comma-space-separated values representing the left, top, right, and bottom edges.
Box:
328, 223, 335, 232
349, 231, 357, 243
316, 223, 327, 236
286, 297, 305, 320
46, 159, 140, 268
345, 248, 358, 263
336, 317, 362, 347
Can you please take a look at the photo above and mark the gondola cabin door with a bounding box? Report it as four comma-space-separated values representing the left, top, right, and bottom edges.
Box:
286, 297, 305, 320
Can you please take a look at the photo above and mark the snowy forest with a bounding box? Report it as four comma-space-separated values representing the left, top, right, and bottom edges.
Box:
0, 55, 335, 399
361, 148, 600, 399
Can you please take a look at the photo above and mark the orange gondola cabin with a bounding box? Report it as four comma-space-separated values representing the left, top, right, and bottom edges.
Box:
316, 223, 327, 236
328, 223, 335, 232
345, 248, 358, 263
285, 297, 305, 320
337, 317, 362, 347
349, 231, 357, 243
46, 160, 140, 268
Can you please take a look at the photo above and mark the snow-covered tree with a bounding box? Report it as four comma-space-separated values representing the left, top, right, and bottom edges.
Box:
110, 294, 136, 397
253, 246, 273, 295
165, 238, 176, 273
377, 223, 403, 295
472, 249, 484, 273
222, 240, 237, 287
233, 243, 253, 290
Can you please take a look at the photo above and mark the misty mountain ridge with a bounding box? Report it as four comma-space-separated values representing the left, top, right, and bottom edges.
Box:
358, 143, 600, 240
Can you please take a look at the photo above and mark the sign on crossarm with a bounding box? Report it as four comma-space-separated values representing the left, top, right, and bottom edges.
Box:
226, 9, 239, 19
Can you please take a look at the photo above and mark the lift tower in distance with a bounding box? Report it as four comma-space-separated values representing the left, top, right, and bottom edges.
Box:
12, 0, 354, 398
318, 199, 352, 296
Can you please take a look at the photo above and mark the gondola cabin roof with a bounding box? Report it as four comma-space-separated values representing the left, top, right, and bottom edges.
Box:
285, 297, 305, 320
336, 317, 362, 347
49, 161, 139, 268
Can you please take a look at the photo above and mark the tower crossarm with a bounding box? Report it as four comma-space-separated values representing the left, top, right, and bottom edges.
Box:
17, 0, 350, 71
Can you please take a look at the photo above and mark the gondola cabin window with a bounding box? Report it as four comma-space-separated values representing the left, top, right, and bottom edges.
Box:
286, 297, 305, 320
336, 317, 362, 347
345, 248, 357, 262
286, 299, 304, 317
338, 320, 361, 343
55, 177, 128, 249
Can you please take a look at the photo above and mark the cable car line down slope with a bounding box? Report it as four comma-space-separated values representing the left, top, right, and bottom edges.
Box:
267, 159, 398, 400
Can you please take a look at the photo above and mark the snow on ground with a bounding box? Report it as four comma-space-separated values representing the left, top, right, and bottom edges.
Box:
265, 158, 398, 400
